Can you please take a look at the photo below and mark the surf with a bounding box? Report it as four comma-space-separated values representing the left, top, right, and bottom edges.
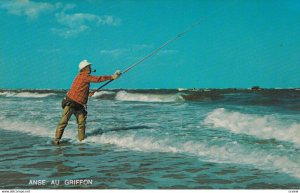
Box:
114, 90, 184, 103
204, 108, 300, 146
85, 131, 300, 179
0, 91, 56, 98
1, 110, 299, 179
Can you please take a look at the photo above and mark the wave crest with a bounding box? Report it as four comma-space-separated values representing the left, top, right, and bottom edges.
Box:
204, 108, 300, 145
86, 132, 300, 179
0, 91, 55, 98
115, 91, 184, 102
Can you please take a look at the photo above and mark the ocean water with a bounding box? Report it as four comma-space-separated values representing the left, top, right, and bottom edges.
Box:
0, 89, 299, 189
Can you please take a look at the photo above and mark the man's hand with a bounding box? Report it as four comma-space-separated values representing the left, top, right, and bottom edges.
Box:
111, 70, 122, 80
89, 91, 95, 97
111, 74, 120, 80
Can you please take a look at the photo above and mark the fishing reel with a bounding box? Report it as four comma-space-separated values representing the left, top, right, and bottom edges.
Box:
114, 70, 122, 75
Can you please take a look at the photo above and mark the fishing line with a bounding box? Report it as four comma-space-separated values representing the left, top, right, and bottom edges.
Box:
90, 1, 237, 96
89, 22, 199, 96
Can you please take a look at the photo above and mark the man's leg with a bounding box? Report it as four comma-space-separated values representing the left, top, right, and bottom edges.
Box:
75, 109, 87, 141
54, 106, 73, 144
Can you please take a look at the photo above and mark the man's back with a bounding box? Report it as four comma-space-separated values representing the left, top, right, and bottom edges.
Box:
67, 71, 112, 105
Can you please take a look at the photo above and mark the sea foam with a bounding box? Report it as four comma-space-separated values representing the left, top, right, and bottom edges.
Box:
0, 91, 55, 98
91, 91, 115, 98
204, 108, 300, 145
1, 113, 299, 179
0, 119, 76, 140
86, 132, 300, 179
115, 90, 184, 102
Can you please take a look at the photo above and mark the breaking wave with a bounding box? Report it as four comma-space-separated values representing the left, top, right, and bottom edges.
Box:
204, 108, 300, 145
91, 91, 116, 100
92, 91, 115, 98
115, 91, 184, 102
86, 132, 300, 179
0, 91, 56, 98
0, 119, 76, 140
1, 117, 299, 179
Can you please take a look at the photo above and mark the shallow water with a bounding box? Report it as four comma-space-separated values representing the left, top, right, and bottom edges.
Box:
0, 89, 299, 189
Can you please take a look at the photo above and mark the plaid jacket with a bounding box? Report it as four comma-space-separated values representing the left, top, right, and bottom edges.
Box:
67, 71, 112, 105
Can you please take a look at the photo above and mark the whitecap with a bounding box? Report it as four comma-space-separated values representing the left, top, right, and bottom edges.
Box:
204, 108, 300, 146
0, 91, 55, 98
86, 132, 300, 179
115, 90, 184, 103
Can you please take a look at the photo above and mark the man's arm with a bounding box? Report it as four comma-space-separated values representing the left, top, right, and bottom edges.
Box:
87, 75, 113, 83
88, 72, 121, 97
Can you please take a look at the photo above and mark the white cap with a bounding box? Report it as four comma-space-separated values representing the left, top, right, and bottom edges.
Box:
79, 60, 92, 70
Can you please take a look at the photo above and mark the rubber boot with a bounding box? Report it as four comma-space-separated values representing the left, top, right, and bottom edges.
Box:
54, 139, 60, 145
54, 129, 64, 145
54, 106, 72, 145
78, 128, 85, 142
76, 110, 87, 142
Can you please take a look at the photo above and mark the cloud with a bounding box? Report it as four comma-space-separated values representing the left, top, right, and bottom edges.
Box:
99, 44, 153, 58
1, 0, 121, 38
132, 44, 154, 50
56, 12, 120, 27
157, 50, 179, 56
100, 44, 179, 60
100, 49, 131, 58
57, 3, 76, 12
100, 45, 179, 60
0, 0, 54, 20
51, 8, 121, 38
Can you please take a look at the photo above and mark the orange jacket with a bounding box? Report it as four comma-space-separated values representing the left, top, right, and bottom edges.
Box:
67, 71, 112, 105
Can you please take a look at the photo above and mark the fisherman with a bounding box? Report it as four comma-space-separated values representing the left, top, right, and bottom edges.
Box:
54, 60, 121, 145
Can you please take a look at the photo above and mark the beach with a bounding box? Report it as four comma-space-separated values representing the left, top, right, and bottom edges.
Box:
0, 89, 299, 189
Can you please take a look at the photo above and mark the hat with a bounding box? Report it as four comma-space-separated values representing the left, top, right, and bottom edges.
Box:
79, 60, 92, 70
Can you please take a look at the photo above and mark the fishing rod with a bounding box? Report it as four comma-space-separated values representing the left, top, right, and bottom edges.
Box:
89, 21, 201, 96
89, 0, 239, 96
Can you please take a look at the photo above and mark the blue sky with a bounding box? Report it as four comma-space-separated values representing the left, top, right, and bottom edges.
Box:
0, 0, 299, 89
